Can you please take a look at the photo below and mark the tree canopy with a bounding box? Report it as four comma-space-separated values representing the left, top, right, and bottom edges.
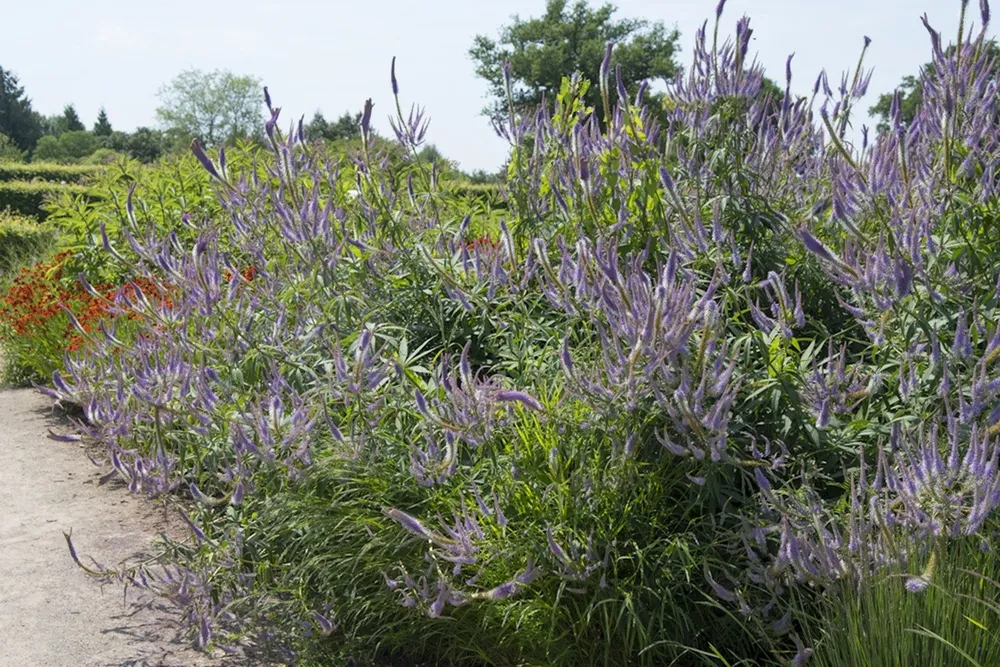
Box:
0, 66, 43, 153
156, 69, 263, 145
469, 0, 679, 124
305, 110, 362, 142
62, 104, 84, 132
0, 132, 25, 162
93, 107, 112, 136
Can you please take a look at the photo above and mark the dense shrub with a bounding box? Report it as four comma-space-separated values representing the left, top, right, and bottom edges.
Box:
440, 182, 506, 208
0, 132, 26, 163
0, 181, 94, 219
32, 130, 101, 163
0, 210, 57, 278
0, 162, 98, 183
29, 3, 1000, 666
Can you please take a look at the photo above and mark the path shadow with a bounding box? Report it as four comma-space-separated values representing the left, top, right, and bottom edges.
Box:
98, 596, 274, 667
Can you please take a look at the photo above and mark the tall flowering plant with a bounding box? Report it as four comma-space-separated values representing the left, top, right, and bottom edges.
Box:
33, 1, 1000, 665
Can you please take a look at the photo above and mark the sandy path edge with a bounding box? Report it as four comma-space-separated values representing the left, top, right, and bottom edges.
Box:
0, 387, 230, 667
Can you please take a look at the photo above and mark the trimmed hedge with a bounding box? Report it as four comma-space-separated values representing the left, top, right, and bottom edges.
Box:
0, 182, 94, 219
441, 182, 506, 208
0, 211, 58, 277
0, 163, 98, 184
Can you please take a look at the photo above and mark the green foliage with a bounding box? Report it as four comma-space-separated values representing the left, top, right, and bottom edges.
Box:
31, 136, 63, 162
0, 210, 57, 278
103, 127, 168, 163
156, 69, 264, 145
0, 67, 43, 153
809, 537, 1000, 667
469, 0, 679, 125
83, 148, 120, 165
0, 181, 94, 219
440, 181, 506, 209
61, 104, 84, 132
465, 168, 502, 185
0, 132, 25, 163
92, 107, 112, 137
306, 110, 361, 142
56, 130, 99, 160
39, 104, 86, 138
31, 131, 100, 163
0, 162, 97, 183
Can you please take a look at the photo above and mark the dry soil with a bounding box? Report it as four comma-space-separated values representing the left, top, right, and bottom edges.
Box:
0, 387, 229, 667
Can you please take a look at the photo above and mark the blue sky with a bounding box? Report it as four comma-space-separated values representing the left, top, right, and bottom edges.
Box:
1, 1, 991, 171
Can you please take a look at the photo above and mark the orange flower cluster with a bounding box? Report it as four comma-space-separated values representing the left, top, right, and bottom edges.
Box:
467, 236, 497, 251
0, 253, 170, 353
222, 265, 258, 282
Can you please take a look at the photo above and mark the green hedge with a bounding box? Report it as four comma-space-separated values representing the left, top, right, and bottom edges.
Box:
0, 211, 58, 277
0, 182, 94, 219
441, 182, 506, 208
0, 163, 98, 184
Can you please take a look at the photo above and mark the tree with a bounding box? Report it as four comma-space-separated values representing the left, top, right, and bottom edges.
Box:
870, 41, 1000, 131
0, 132, 25, 162
156, 69, 264, 145
128, 127, 166, 162
30, 130, 99, 163
469, 0, 679, 125
0, 66, 43, 152
57, 130, 98, 159
93, 107, 112, 136
39, 114, 67, 137
306, 110, 362, 142
31, 135, 64, 161
62, 104, 84, 132
869, 73, 925, 132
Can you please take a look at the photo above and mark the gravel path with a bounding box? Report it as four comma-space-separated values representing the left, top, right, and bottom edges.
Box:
0, 387, 227, 667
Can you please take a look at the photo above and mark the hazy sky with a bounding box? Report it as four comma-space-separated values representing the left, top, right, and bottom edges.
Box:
1, 1, 991, 171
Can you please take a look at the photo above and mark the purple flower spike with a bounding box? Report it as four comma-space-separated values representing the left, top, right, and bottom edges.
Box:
190, 139, 221, 181
384, 507, 435, 542
983, 0, 991, 26
265, 107, 281, 141
47, 430, 81, 443
414, 389, 430, 417
361, 98, 374, 136
263, 86, 272, 112
800, 229, 837, 264
905, 575, 930, 593
704, 565, 736, 602
715, 0, 727, 18
312, 611, 335, 636
391, 56, 399, 95
615, 64, 628, 101
659, 166, 676, 193
179, 511, 207, 543
496, 390, 544, 412
600, 42, 613, 84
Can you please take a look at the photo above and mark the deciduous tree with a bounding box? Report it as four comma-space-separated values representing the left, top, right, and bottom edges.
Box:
156, 69, 263, 145
469, 0, 679, 125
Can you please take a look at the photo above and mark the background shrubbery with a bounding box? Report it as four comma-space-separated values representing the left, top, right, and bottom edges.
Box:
0, 210, 57, 277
